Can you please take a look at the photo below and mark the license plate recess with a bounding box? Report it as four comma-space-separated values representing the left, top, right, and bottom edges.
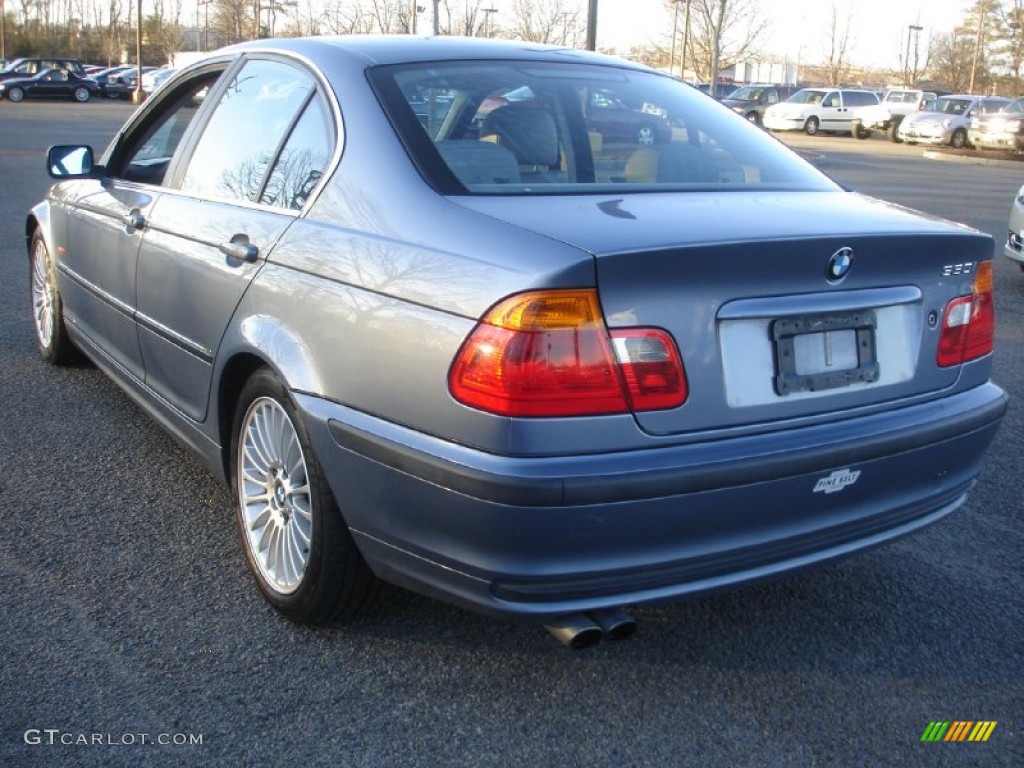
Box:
773, 311, 880, 395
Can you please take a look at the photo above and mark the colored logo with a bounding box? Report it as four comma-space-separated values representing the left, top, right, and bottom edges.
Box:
813, 468, 861, 494
826, 247, 854, 282
921, 721, 997, 742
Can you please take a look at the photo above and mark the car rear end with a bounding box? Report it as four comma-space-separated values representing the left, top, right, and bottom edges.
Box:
270, 45, 1007, 620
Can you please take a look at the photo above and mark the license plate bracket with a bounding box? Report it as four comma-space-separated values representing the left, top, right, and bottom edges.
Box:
773, 311, 880, 395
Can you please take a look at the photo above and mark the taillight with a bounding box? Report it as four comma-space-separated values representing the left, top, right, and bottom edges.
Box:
937, 261, 995, 367
449, 289, 687, 417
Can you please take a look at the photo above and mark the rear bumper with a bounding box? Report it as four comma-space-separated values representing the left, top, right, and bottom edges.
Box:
296, 383, 1006, 619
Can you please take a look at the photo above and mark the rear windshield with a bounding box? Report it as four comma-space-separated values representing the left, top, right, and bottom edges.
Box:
370, 61, 834, 195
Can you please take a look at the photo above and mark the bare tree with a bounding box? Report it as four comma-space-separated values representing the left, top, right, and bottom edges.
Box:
506, 0, 585, 47
670, 0, 762, 85
823, 1, 854, 86
930, 29, 974, 92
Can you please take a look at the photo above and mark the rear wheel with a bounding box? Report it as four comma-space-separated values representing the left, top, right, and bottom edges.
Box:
888, 118, 903, 142
745, 111, 761, 125
951, 127, 968, 149
29, 230, 80, 365
231, 369, 380, 624
8, 87, 25, 103
804, 116, 820, 135
72, 87, 90, 102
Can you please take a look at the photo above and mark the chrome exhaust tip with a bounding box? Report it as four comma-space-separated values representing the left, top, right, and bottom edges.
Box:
588, 607, 637, 641
544, 614, 604, 649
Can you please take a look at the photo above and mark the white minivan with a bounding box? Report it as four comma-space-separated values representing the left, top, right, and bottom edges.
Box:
763, 88, 880, 136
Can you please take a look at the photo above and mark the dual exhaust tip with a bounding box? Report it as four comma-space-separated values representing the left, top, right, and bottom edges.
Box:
543, 608, 636, 649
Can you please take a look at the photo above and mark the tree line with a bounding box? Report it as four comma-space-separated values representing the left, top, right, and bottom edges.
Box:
3, 0, 1024, 97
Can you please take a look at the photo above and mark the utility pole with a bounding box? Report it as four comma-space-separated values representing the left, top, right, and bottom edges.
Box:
586, 0, 597, 51
969, 2, 988, 94
680, 0, 691, 79
1, 0, 6, 63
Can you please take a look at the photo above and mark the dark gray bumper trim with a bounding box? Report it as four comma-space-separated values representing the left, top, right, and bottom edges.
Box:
327, 387, 1007, 508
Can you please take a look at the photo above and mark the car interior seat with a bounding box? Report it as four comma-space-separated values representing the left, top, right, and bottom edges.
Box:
480, 103, 565, 182
435, 140, 521, 187
625, 143, 720, 184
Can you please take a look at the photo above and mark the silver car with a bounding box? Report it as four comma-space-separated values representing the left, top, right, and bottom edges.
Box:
1003, 184, 1024, 272
28, 37, 1006, 646
898, 94, 1011, 148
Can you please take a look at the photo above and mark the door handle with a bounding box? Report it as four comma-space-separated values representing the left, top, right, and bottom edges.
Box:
218, 234, 259, 263
122, 211, 145, 230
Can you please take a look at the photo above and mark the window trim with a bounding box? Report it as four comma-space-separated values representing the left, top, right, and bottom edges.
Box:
165, 51, 340, 216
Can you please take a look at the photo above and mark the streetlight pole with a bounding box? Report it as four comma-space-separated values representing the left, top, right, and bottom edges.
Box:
904, 24, 922, 86
1, 0, 6, 63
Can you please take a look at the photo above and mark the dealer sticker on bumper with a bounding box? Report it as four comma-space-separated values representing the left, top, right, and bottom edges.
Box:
813, 468, 861, 494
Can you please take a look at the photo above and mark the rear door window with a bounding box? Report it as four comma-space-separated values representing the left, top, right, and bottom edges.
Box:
180, 59, 317, 203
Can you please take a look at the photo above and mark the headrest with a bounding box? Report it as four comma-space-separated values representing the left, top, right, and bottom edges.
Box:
482, 104, 559, 167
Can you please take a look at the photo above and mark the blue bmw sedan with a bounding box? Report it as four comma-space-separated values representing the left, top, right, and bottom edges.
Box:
28, 36, 1006, 646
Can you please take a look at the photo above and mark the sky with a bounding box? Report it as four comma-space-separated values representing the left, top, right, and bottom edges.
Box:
593, 0, 970, 69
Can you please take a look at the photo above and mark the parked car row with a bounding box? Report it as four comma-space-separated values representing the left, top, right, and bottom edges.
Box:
0, 57, 176, 102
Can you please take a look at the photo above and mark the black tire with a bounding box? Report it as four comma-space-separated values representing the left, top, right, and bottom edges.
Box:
8, 87, 25, 103
230, 369, 380, 624
72, 87, 90, 102
29, 230, 81, 365
804, 116, 820, 135
853, 122, 870, 140
745, 111, 761, 125
951, 128, 968, 149
888, 118, 903, 143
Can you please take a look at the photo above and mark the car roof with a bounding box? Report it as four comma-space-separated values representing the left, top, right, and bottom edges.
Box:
220, 35, 654, 72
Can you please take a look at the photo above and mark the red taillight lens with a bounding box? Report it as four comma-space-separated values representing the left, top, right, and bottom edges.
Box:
610, 329, 688, 411
449, 290, 687, 417
937, 261, 995, 367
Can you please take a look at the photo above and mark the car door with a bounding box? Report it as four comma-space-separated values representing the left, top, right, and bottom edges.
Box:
820, 90, 847, 132
135, 56, 335, 422
58, 70, 223, 379
35, 70, 69, 98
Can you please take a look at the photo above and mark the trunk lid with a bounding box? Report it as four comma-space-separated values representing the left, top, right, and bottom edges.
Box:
454, 190, 993, 435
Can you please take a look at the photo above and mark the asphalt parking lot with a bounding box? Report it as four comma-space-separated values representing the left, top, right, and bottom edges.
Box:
1, 101, 1021, 767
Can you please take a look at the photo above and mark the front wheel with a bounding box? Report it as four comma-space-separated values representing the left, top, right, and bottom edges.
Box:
853, 122, 870, 140
72, 87, 90, 102
951, 128, 968, 149
231, 369, 380, 624
804, 116, 820, 136
30, 230, 80, 365
7, 87, 25, 103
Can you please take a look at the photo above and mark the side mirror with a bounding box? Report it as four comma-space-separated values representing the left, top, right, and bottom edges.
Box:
47, 144, 95, 178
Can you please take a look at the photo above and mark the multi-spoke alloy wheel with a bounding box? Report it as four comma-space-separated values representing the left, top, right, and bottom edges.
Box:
28, 231, 79, 365
31, 238, 55, 350
238, 396, 313, 594
231, 370, 379, 623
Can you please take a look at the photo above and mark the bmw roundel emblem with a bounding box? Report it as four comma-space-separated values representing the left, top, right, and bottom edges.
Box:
826, 247, 854, 282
